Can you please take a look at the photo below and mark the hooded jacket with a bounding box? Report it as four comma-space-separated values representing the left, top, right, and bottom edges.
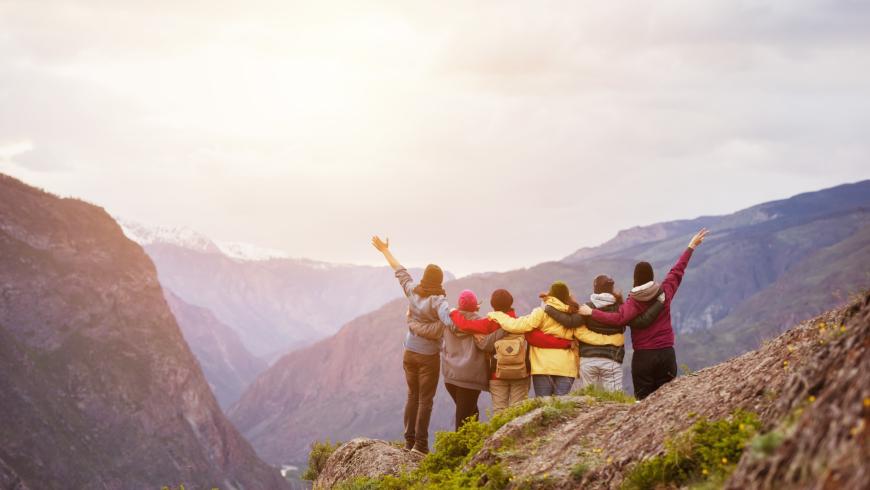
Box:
395, 267, 454, 356
407, 311, 490, 391
487, 296, 623, 378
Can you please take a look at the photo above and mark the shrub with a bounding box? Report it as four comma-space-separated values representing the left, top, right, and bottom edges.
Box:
339, 397, 573, 489
570, 461, 589, 481
571, 385, 636, 404
301, 439, 342, 481
622, 410, 761, 489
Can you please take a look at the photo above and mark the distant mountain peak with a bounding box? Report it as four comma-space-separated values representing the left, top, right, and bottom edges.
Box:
214, 241, 292, 262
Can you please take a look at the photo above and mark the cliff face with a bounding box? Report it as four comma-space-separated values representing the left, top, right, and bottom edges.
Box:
316, 293, 870, 489
165, 290, 268, 409
0, 174, 288, 489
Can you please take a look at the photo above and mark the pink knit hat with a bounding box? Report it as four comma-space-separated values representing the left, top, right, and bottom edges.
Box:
457, 289, 480, 312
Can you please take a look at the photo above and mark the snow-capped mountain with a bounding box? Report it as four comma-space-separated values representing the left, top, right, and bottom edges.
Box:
118, 218, 218, 254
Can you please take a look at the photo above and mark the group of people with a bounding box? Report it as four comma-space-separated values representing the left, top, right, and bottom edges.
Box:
372, 228, 709, 455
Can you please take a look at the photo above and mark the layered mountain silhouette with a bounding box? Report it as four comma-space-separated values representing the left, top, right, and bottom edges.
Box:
0, 174, 288, 489
123, 221, 444, 360
229, 180, 870, 465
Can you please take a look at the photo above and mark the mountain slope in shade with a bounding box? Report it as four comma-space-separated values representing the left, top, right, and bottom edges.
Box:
0, 174, 288, 489
142, 239, 445, 358
230, 180, 870, 465
165, 290, 268, 409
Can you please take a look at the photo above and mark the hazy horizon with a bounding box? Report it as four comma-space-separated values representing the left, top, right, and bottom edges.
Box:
2, 1, 869, 275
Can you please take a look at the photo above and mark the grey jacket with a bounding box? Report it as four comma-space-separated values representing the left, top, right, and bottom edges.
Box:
396, 267, 454, 356
409, 310, 490, 392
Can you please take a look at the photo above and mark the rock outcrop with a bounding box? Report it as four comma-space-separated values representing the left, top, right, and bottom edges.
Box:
0, 174, 289, 489
314, 438, 423, 489
313, 293, 870, 489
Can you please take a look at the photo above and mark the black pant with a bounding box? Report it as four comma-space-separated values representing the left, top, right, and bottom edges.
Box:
445, 382, 481, 430
403, 350, 440, 452
632, 347, 677, 400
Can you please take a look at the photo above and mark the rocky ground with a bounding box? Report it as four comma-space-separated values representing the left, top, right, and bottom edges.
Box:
315, 292, 869, 489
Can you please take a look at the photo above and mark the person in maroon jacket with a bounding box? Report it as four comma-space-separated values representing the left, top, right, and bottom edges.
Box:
578, 228, 709, 400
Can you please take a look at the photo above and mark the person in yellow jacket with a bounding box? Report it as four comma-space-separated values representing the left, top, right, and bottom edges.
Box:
487, 281, 623, 397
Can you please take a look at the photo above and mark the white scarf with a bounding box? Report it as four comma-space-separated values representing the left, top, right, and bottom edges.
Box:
630, 281, 656, 294
590, 293, 616, 309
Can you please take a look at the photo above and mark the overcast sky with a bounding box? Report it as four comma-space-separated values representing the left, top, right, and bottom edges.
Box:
1, 1, 869, 275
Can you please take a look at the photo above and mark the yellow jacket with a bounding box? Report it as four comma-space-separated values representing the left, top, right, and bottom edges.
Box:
488, 296, 624, 378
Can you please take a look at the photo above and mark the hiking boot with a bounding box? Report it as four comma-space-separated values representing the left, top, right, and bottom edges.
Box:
411, 447, 428, 456
404, 441, 414, 451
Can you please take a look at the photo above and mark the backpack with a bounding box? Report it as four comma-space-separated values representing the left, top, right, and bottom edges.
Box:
494, 334, 528, 379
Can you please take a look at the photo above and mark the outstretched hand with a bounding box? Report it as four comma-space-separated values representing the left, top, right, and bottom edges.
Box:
578, 304, 593, 316
688, 228, 709, 249
371, 236, 390, 253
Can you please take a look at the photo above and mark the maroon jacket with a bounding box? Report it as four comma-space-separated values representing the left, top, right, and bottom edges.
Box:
590, 247, 695, 350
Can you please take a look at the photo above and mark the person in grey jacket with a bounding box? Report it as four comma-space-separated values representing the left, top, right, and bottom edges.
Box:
373, 236, 455, 454
409, 289, 490, 430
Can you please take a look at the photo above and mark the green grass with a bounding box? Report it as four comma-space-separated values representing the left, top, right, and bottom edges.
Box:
570, 461, 590, 481
621, 410, 761, 490
570, 385, 636, 404
301, 439, 342, 481
336, 397, 576, 489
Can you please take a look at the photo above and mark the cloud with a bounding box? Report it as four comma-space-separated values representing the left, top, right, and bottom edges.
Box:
0, 1, 868, 274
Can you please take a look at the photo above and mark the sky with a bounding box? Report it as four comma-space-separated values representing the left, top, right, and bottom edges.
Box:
1, 1, 869, 276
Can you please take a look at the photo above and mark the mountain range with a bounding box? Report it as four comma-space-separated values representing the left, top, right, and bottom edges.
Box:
0, 174, 288, 489
121, 219, 444, 360
229, 179, 870, 466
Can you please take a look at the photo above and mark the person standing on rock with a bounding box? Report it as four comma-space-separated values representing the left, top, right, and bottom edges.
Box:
577, 228, 709, 400
372, 236, 455, 455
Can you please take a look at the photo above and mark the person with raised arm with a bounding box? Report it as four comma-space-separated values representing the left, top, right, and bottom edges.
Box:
576, 228, 709, 400
372, 236, 454, 455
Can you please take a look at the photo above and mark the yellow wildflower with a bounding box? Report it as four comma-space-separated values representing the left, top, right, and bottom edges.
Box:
702, 468, 709, 476
808, 395, 816, 403
840, 325, 847, 333
721, 457, 728, 464
738, 423, 745, 431
606, 457, 613, 464
783, 360, 789, 367
864, 398, 870, 408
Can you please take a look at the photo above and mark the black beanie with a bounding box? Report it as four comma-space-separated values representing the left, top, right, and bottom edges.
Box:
633, 262, 654, 287
547, 281, 571, 304
490, 289, 514, 313
421, 264, 444, 288
593, 274, 615, 294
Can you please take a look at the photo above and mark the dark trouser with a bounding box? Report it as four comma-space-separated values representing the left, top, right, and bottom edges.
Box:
632, 347, 677, 400
403, 350, 440, 452
445, 383, 481, 430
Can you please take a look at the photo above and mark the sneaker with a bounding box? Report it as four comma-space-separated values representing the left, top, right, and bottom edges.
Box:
410, 447, 428, 456
404, 442, 414, 451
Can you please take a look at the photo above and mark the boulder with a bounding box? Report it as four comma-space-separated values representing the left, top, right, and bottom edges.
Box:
314, 438, 423, 489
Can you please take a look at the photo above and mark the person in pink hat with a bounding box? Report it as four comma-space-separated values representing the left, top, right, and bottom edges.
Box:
442, 289, 490, 429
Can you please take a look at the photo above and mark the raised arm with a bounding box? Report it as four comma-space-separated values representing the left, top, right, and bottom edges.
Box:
543, 305, 587, 328
487, 308, 545, 334
630, 293, 665, 329
450, 310, 499, 335
661, 229, 707, 299
372, 236, 402, 270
